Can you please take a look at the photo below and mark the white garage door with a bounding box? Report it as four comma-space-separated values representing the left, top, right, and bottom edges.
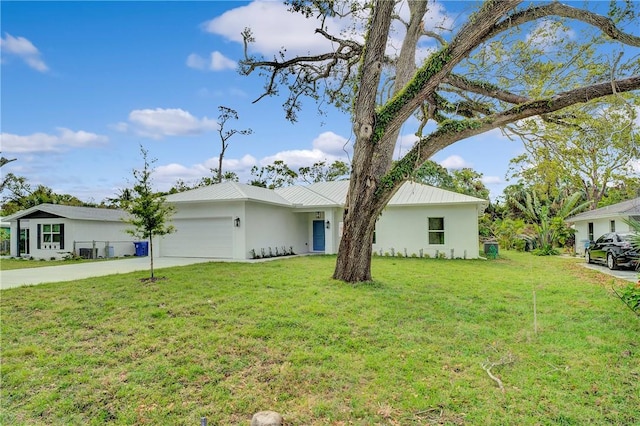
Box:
162, 218, 233, 258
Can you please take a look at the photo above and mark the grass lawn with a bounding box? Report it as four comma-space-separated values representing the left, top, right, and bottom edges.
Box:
1, 252, 638, 425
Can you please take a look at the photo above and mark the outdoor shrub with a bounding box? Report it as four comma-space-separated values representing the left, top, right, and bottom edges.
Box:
532, 244, 559, 256
390, 248, 395, 257
616, 282, 640, 316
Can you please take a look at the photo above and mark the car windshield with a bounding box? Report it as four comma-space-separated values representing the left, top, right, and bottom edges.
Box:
619, 234, 635, 242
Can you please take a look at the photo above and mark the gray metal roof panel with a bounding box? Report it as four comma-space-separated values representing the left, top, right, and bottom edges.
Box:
389, 181, 488, 206
275, 185, 340, 207
304, 181, 350, 204
165, 181, 292, 206
3, 204, 127, 222
566, 197, 640, 222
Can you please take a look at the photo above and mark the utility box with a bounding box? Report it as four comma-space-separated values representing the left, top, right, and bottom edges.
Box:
484, 242, 499, 259
134, 241, 149, 257
79, 248, 98, 259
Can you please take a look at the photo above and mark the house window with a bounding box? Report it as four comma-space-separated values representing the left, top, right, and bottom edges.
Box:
588, 222, 594, 241
610, 220, 615, 232
428, 217, 445, 245
41, 224, 62, 249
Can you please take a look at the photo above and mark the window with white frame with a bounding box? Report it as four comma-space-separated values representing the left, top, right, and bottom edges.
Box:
42, 224, 62, 249
428, 217, 445, 245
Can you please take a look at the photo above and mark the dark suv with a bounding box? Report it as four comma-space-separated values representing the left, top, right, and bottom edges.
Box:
586, 232, 639, 270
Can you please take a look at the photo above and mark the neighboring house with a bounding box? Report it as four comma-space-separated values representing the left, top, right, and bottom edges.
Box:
566, 197, 640, 254
3, 204, 136, 259
161, 180, 487, 260
0, 219, 10, 254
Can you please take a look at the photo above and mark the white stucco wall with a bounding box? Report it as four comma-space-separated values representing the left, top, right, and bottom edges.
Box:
373, 204, 481, 259
244, 202, 307, 258
10, 218, 133, 259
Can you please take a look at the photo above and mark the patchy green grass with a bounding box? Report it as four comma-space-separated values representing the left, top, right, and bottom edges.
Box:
2, 252, 638, 425
0, 257, 130, 271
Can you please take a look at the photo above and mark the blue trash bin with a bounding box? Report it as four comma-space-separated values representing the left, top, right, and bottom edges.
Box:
134, 241, 149, 256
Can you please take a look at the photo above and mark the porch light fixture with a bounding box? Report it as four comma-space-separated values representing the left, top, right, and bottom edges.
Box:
234, 217, 241, 227
315, 212, 321, 219
325, 220, 330, 229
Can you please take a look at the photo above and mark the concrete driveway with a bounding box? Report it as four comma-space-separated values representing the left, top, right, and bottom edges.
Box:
581, 262, 638, 283
0, 257, 216, 290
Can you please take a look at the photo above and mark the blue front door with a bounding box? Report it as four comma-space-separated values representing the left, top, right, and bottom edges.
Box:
312, 220, 325, 251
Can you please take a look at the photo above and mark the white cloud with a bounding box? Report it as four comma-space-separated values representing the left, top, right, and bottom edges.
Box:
153, 154, 259, 191
526, 20, 575, 51
203, 0, 339, 56
482, 176, 502, 184
151, 129, 354, 190
440, 155, 471, 169
394, 133, 419, 159
126, 108, 218, 139
0, 33, 49, 72
110, 122, 129, 132
221, 154, 257, 171
0, 128, 107, 153
260, 149, 342, 169
312, 131, 352, 156
186, 53, 207, 70
210, 51, 236, 71
187, 51, 236, 71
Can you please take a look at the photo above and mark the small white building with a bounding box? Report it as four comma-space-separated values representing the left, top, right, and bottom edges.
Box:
4, 204, 137, 259
161, 180, 487, 260
566, 197, 640, 254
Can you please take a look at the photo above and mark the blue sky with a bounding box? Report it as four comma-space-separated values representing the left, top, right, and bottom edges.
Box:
1, 1, 557, 203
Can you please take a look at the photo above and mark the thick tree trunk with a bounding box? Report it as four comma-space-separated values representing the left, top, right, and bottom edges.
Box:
332, 182, 382, 282
333, 0, 423, 283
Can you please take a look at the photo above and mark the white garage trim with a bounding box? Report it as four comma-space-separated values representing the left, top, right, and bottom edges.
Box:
162, 217, 233, 258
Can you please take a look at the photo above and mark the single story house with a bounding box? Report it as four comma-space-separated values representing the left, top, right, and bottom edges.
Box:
566, 197, 640, 254
1, 218, 10, 254
161, 180, 487, 260
3, 204, 137, 259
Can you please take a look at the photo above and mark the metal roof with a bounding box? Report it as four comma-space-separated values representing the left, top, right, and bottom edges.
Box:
566, 197, 640, 222
389, 181, 487, 206
165, 181, 292, 206
281, 180, 486, 207
3, 204, 128, 222
275, 185, 341, 207
166, 180, 487, 208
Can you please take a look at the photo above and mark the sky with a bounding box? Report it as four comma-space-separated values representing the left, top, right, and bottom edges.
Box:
0, 0, 625, 205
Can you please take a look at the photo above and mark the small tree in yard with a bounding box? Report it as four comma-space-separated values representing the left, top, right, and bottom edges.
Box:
124, 146, 175, 280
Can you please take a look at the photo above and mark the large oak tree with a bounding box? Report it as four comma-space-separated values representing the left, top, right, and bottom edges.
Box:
240, 0, 640, 282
